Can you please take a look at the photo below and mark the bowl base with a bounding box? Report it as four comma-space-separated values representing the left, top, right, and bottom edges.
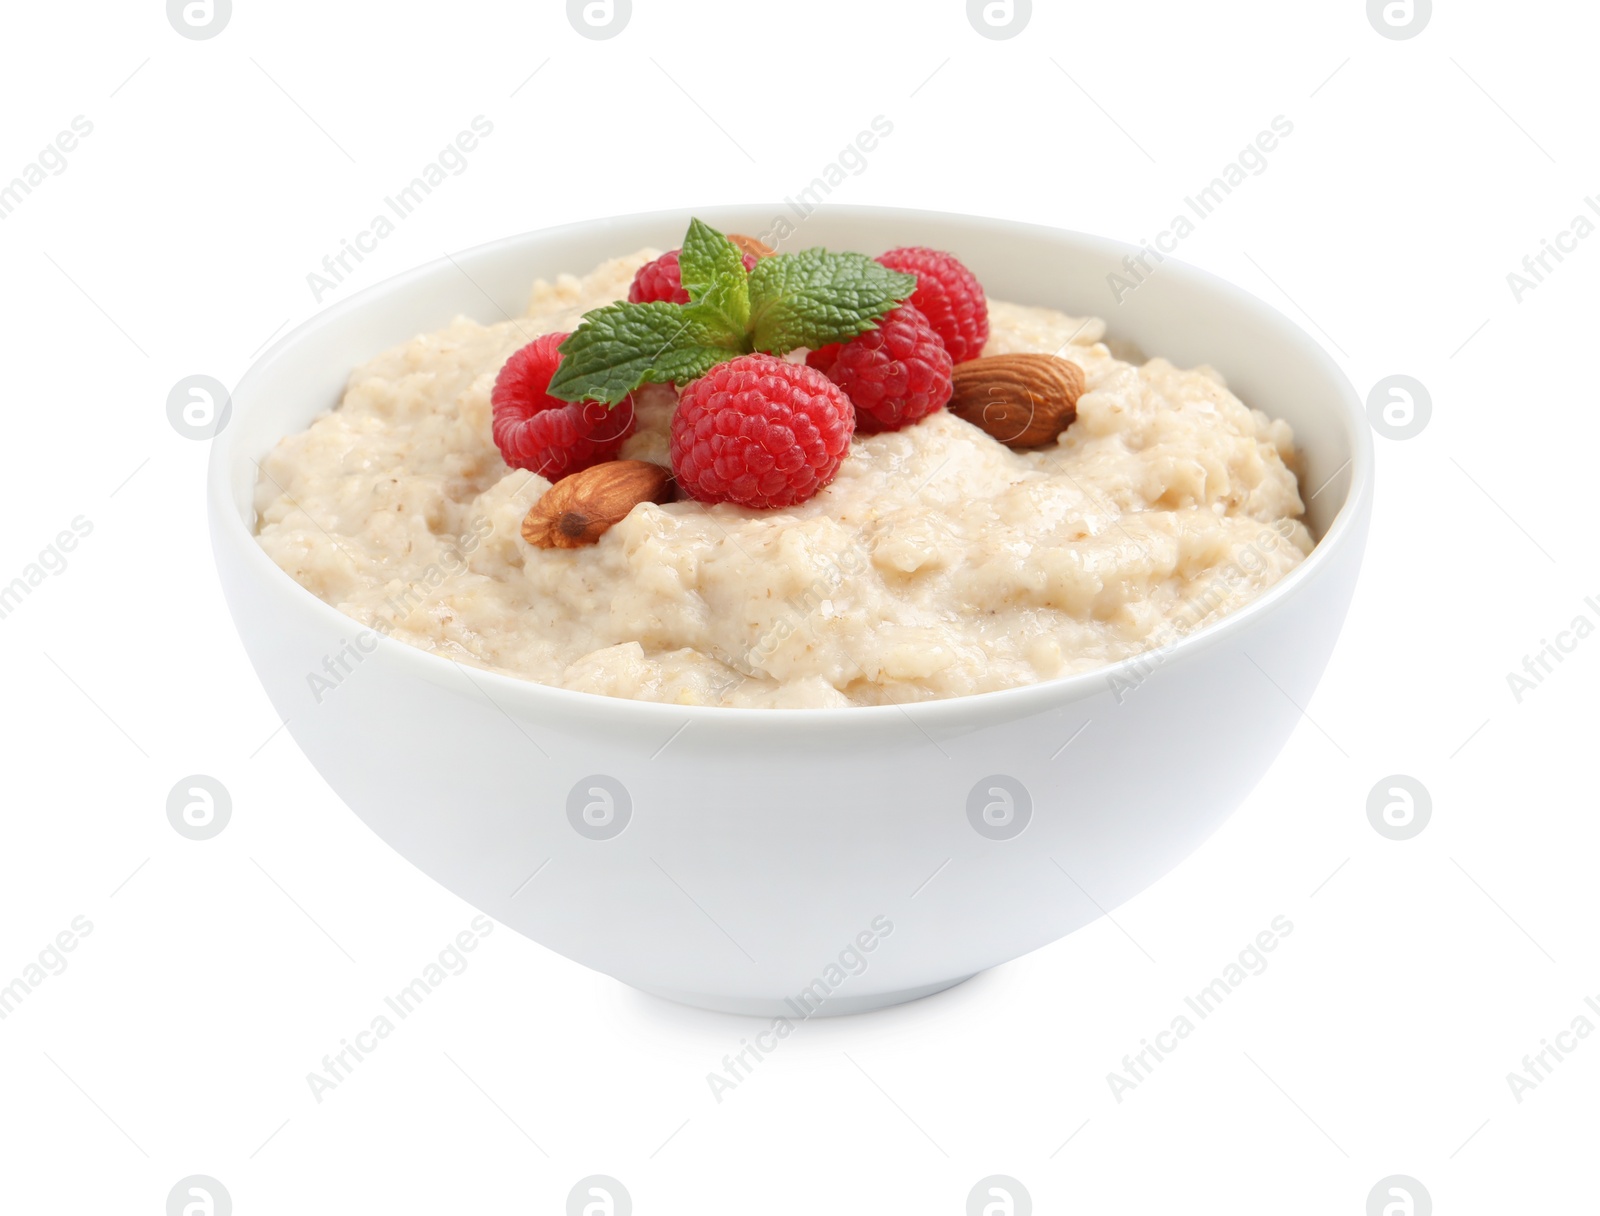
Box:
636, 974, 976, 1018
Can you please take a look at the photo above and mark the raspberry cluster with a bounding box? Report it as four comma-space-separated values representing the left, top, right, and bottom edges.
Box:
491, 332, 635, 480
806, 302, 953, 435
669, 355, 854, 509
875, 246, 990, 363
491, 242, 987, 510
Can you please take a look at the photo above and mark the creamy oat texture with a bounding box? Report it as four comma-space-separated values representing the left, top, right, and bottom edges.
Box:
255, 249, 1313, 708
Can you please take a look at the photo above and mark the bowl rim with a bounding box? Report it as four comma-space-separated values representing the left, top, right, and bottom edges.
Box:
208, 202, 1374, 730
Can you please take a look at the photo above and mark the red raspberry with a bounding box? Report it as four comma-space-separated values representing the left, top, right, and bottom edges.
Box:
491, 332, 635, 481
670, 354, 855, 509
875, 246, 989, 363
806, 304, 953, 434
628, 248, 759, 305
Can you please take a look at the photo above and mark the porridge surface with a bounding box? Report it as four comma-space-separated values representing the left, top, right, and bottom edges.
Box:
254, 250, 1312, 708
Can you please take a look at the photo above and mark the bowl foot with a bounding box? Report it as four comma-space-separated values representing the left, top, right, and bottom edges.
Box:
635, 974, 976, 1018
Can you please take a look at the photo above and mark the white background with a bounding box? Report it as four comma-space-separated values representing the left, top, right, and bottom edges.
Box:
2, 0, 1596, 1212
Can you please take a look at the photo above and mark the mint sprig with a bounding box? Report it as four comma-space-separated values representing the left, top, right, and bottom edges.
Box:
545, 300, 743, 406
545, 220, 917, 406
678, 217, 750, 337
747, 247, 915, 353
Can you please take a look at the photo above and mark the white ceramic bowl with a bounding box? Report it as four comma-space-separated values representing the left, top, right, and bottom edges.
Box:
209, 206, 1372, 1016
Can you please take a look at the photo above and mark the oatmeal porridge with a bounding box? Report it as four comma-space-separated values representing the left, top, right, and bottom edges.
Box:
254, 242, 1312, 708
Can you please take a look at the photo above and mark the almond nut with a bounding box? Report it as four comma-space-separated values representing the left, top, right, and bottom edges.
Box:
947, 353, 1086, 448
521, 460, 674, 549
727, 233, 776, 261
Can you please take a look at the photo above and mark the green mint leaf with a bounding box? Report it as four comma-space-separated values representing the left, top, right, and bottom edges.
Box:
547, 301, 740, 406
747, 249, 917, 353
677, 218, 751, 340
677, 219, 745, 301
546, 224, 919, 407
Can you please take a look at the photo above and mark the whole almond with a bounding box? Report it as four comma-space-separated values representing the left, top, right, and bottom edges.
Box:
727, 233, 776, 261
947, 353, 1086, 448
522, 460, 674, 549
